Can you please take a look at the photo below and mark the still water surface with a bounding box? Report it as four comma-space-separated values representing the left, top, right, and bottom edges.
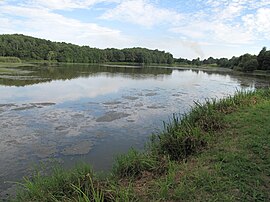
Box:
0, 64, 269, 196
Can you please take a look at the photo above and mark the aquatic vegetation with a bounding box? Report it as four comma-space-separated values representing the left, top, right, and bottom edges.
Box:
13, 88, 270, 201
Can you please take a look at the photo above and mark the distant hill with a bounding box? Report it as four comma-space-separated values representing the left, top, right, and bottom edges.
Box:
0, 34, 174, 64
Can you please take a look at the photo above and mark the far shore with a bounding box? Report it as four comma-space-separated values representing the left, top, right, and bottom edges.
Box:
1, 61, 270, 78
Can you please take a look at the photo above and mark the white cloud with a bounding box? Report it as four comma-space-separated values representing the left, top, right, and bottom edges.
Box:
0, 0, 269, 59
170, 20, 254, 45
169, 0, 270, 46
101, 0, 183, 27
205, 0, 270, 10
1, 77, 122, 103
26, 0, 121, 10
213, 23, 254, 44
0, 4, 131, 48
242, 8, 270, 40
170, 21, 213, 40
218, 2, 244, 20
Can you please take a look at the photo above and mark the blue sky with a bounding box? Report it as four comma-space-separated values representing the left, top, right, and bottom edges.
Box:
0, 0, 269, 59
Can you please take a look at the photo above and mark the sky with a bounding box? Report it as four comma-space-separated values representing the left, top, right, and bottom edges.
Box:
0, 0, 270, 59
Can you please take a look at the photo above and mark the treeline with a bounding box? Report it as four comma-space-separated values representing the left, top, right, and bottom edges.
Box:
0, 34, 174, 64
176, 47, 270, 72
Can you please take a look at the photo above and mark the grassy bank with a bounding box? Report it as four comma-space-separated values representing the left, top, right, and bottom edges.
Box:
13, 89, 270, 201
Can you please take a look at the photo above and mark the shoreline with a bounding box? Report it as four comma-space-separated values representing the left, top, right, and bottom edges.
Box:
11, 88, 270, 201
1, 61, 269, 78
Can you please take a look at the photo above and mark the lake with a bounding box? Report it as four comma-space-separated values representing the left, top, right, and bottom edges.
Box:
0, 64, 269, 198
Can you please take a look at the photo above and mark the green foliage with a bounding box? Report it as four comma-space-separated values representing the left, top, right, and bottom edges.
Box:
0, 34, 174, 64
257, 47, 267, 69
242, 58, 258, 72
14, 163, 137, 202
150, 89, 267, 161
262, 51, 270, 71
150, 98, 227, 161
257, 47, 270, 70
216, 58, 230, 67
113, 149, 164, 178
175, 47, 270, 72
15, 164, 93, 201
231, 53, 257, 72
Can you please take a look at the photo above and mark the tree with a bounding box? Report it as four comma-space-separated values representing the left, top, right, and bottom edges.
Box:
192, 57, 201, 66
242, 59, 258, 72
238, 54, 255, 67
46, 51, 56, 61
217, 58, 230, 67
203, 57, 217, 65
229, 56, 240, 69
262, 51, 270, 71
0, 34, 174, 64
257, 47, 266, 69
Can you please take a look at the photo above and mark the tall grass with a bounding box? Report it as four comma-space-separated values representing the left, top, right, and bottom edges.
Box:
149, 90, 267, 161
14, 163, 137, 202
15, 164, 94, 201
114, 90, 268, 174
113, 149, 168, 178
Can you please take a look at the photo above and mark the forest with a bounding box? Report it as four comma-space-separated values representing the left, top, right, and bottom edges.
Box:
0, 34, 174, 64
175, 47, 270, 72
0, 34, 269, 72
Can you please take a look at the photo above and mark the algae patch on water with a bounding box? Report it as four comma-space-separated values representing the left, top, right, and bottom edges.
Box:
96, 111, 130, 122
61, 141, 93, 155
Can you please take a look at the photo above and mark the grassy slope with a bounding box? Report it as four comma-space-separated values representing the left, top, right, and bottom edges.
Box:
138, 98, 270, 201
13, 89, 270, 202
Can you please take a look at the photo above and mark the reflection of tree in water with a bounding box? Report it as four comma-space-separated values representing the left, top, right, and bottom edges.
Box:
0, 64, 173, 87
1, 64, 269, 88
225, 73, 270, 89
0, 77, 51, 87
190, 69, 270, 89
